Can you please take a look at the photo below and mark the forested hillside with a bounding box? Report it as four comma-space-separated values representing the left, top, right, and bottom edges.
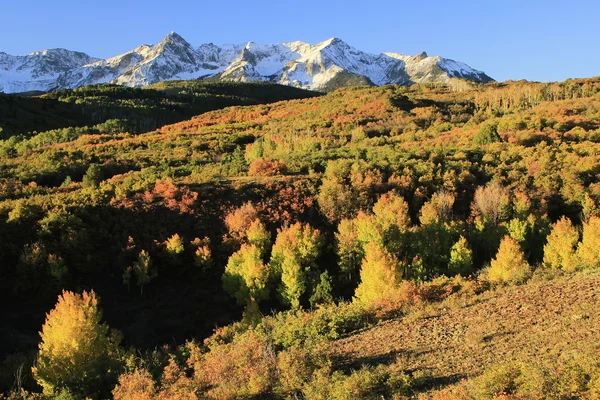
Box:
1, 77, 600, 399
0, 81, 320, 138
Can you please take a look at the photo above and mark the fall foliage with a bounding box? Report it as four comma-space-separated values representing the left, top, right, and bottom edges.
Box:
270, 222, 322, 309
354, 241, 402, 304
2, 77, 600, 398
543, 216, 579, 271
32, 290, 119, 397
487, 236, 531, 284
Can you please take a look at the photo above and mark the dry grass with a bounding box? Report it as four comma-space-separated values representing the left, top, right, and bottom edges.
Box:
330, 270, 600, 397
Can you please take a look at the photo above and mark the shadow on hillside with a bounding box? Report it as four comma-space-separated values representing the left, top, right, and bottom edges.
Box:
332, 350, 467, 392
411, 372, 467, 392
332, 349, 406, 372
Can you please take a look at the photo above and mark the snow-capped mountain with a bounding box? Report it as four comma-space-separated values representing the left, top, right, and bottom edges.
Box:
0, 33, 493, 93
0, 48, 98, 93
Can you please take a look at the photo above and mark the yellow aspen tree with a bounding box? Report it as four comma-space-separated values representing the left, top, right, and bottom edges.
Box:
543, 216, 579, 271
354, 241, 401, 304
33, 290, 118, 397
165, 233, 185, 256
487, 236, 531, 284
246, 218, 271, 255
335, 218, 362, 283
577, 216, 600, 269
354, 211, 384, 248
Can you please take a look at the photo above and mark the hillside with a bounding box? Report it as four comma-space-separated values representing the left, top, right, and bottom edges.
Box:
1, 77, 600, 398
333, 270, 600, 397
0, 81, 320, 137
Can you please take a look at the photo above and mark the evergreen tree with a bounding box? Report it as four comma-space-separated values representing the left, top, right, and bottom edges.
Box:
309, 271, 334, 308
473, 122, 501, 145
82, 164, 103, 188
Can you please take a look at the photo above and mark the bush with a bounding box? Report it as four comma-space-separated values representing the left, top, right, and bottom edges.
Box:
193, 330, 277, 399
473, 122, 502, 145
112, 369, 156, 400
469, 360, 598, 399
328, 366, 413, 400
248, 158, 287, 176
266, 302, 368, 348
276, 343, 330, 396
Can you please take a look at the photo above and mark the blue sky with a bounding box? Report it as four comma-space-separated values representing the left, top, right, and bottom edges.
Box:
1, 0, 598, 82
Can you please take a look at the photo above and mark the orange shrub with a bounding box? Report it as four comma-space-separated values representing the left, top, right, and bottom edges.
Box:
248, 158, 287, 176
193, 331, 277, 399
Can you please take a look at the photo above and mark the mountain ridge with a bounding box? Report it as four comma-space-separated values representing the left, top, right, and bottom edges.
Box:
0, 32, 494, 93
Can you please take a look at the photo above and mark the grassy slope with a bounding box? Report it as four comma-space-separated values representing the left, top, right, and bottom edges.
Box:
331, 271, 600, 396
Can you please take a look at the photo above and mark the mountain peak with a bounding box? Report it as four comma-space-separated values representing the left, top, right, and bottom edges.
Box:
414, 51, 428, 61
316, 37, 347, 49
161, 31, 188, 46
0, 36, 493, 93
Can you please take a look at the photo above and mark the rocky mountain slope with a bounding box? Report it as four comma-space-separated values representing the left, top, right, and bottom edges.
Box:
0, 32, 493, 93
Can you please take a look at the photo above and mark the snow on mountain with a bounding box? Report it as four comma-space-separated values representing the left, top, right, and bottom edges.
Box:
0, 49, 98, 93
280, 38, 411, 89
0, 33, 493, 94
384, 51, 493, 84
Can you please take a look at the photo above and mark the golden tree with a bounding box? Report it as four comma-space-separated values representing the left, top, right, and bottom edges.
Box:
246, 219, 271, 255
487, 236, 531, 284
33, 290, 118, 397
354, 241, 401, 304
335, 218, 362, 283
165, 233, 185, 256
577, 216, 600, 269
372, 191, 410, 233
543, 216, 579, 271
354, 211, 384, 247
